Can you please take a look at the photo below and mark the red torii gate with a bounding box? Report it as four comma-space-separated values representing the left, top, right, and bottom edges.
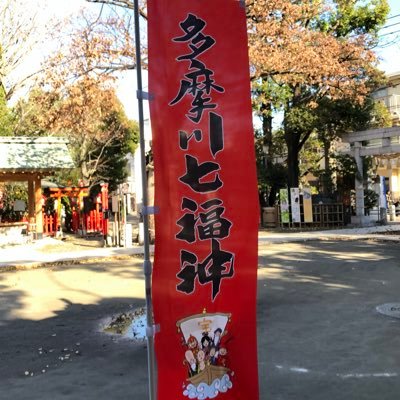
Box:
47, 186, 89, 235
47, 183, 109, 238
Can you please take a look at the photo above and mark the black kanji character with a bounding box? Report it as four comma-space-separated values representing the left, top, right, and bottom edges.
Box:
177, 250, 198, 294
175, 198, 232, 243
179, 113, 224, 155
180, 155, 222, 193
182, 197, 197, 211
201, 199, 222, 208
170, 79, 196, 105
173, 14, 206, 43
172, 60, 224, 99
176, 241, 235, 300
198, 199, 232, 240
209, 112, 224, 157
177, 32, 215, 61
197, 239, 234, 300
176, 198, 198, 243
186, 61, 224, 95
169, 60, 224, 122
179, 129, 202, 150
188, 91, 216, 123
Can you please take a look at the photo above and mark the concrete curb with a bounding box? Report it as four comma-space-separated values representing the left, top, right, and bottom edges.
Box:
0, 255, 136, 272
0, 245, 153, 271
259, 234, 400, 245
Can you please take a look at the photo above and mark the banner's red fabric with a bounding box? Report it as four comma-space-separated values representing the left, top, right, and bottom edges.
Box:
148, 1, 260, 399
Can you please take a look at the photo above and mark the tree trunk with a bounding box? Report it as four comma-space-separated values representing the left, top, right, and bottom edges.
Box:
268, 186, 278, 206
262, 110, 273, 166
285, 130, 300, 188
80, 161, 91, 186
261, 105, 276, 206
287, 145, 300, 188
321, 136, 332, 196
284, 90, 301, 189
79, 136, 92, 186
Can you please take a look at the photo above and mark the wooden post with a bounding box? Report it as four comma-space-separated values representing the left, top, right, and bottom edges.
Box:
28, 179, 35, 224
354, 143, 365, 219
34, 175, 43, 239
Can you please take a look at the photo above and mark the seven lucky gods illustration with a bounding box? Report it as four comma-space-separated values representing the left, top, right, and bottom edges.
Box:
177, 310, 233, 399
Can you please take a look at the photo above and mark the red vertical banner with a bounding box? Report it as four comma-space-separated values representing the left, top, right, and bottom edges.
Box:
148, 1, 260, 399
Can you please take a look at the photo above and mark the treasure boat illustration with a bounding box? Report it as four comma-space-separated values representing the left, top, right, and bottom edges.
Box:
186, 363, 230, 387
177, 310, 233, 398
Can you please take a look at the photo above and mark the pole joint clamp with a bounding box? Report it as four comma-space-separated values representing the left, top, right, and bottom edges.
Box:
142, 206, 159, 215
137, 90, 154, 101
146, 324, 160, 338
143, 260, 152, 275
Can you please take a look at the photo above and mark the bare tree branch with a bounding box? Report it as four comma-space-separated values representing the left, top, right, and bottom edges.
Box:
0, 0, 54, 101
86, 0, 148, 19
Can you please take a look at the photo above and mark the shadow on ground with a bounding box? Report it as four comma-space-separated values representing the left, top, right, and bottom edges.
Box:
257, 239, 400, 400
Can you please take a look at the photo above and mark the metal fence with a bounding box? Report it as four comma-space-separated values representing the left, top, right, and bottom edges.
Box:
274, 203, 345, 228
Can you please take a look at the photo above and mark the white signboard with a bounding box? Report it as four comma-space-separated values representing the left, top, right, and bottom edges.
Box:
379, 176, 387, 209
280, 189, 290, 223
303, 187, 313, 223
14, 200, 26, 212
290, 187, 301, 223
111, 196, 119, 213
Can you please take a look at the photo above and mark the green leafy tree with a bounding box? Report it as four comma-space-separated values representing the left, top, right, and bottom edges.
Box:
314, 96, 392, 195
14, 85, 139, 188
255, 128, 288, 206
90, 108, 139, 191
248, 0, 389, 188
333, 154, 378, 213
0, 183, 27, 222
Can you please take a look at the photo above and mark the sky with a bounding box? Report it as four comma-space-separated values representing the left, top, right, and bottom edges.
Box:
376, 0, 400, 74
35, 0, 88, 20
27, 0, 145, 120
17, 0, 400, 121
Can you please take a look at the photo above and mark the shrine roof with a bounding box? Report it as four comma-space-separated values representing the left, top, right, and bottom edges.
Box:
0, 136, 75, 172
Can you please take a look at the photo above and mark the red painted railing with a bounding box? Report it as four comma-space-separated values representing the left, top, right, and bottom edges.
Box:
43, 213, 58, 236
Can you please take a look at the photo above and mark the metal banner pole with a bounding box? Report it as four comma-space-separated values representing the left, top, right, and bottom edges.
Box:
133, 1, 157, 399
